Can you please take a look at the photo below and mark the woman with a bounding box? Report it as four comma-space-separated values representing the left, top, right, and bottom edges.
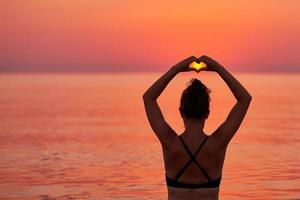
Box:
142, 55, 252, 200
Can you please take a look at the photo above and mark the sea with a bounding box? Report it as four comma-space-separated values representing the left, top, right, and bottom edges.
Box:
0, 72, 299, 200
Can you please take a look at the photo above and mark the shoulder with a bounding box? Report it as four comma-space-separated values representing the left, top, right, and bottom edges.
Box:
160, 132, 179, 152
208, 130, 229, 150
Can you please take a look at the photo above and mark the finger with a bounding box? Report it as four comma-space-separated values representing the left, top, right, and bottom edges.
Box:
199, 55, 210, 61
198, 67, 207, 72
186, 56, 198, 62
198, 56, 204, 62
186, 68, 197, 73
198, 55, 207, 61
188, 65, 199, 73
184, 56, 194, 61
192, 68, 199, 73
199, 57, 209, 64
194, 57, 200, 63
187, 65, 196, 71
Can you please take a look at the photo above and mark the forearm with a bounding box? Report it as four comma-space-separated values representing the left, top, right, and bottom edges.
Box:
216, 65, 252, 102
143, 66, 179, 100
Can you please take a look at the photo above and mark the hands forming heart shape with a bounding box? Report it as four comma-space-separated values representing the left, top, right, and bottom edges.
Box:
174, 55, 217, 73
189, 61, 207, 72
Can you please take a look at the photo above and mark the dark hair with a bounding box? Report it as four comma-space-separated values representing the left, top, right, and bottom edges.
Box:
179, 78, 211, 120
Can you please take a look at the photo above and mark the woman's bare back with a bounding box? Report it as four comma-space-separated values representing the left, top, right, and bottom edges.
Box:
162, 132, 227, 200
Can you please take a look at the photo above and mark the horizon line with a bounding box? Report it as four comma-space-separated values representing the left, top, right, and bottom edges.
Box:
1, 70, 300, 74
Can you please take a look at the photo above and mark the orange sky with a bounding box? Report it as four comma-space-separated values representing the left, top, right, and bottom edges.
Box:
1, 0, 300, 72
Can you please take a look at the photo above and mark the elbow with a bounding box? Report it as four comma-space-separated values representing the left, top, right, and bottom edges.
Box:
246, 93, 252, 101
142, 93, 147, 100
243, 94, 252, 104
237, 93, 252, 104
248, 94, 252, 101
143, 91, 157, 101
142, 92, 152, 101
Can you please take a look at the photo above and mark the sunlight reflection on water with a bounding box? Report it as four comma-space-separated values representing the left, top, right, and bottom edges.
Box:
0, 73, 299, 199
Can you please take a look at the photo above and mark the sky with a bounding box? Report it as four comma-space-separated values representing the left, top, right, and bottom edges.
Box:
0, 0, 300, 72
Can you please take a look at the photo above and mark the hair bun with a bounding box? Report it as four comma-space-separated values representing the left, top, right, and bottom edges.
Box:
190, 78, 204, 90
180, 78, 211, 120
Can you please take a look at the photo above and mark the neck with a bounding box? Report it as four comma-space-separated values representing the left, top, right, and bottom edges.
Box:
183, 118, 206, 136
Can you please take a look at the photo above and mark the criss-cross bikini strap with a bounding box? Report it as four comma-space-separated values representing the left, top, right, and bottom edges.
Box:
175, 158, 193, 180
175, 136, 211, 181
180, 136, 208, 159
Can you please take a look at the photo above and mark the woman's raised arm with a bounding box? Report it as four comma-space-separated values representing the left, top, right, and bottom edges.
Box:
199, 55, 252, 147
142, 56, 198, 145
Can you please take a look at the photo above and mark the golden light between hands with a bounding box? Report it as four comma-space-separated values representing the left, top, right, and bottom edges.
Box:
189, 61, 207, 71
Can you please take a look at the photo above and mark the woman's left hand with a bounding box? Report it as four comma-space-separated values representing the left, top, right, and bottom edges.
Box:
172, 56, 199, 73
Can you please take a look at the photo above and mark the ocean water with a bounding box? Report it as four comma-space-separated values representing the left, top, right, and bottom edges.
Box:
0, 72, 299, 200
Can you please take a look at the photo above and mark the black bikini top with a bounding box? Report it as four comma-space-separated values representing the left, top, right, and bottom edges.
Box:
165, 135, 222, 189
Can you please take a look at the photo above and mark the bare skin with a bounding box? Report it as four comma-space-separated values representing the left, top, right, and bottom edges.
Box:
143, 55, 252, 200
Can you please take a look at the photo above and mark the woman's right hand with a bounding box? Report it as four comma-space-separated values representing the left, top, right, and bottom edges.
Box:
198, 55, 223, 72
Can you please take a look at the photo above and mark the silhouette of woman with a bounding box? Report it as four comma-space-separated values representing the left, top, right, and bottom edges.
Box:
142, 55, 252, 200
